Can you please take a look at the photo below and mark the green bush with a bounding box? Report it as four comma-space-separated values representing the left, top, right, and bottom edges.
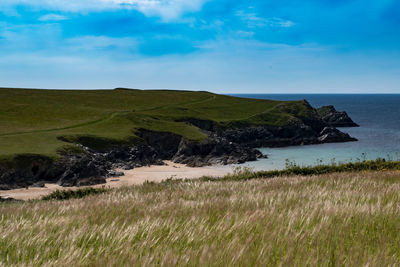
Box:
201, 158, 400, 182
42, 187, 109, 201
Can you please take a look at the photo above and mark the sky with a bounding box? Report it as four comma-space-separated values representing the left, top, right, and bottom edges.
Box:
0, 0, 399, 93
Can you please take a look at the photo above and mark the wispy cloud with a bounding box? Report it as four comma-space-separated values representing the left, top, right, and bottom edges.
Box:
0, 0, 209, 20
38, 14, 69, 22
108, 0, 209, 20
236, 10, 295, 28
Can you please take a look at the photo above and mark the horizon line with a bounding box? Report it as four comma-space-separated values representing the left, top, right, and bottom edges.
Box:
1, 87, 399, 95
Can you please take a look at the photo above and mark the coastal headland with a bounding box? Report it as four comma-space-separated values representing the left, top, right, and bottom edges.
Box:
0, 88, 358, 191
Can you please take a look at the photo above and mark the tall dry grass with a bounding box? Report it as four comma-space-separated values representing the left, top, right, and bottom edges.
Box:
1, 171, 400, 266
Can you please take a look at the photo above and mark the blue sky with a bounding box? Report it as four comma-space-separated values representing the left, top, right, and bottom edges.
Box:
0, 0, 399, 93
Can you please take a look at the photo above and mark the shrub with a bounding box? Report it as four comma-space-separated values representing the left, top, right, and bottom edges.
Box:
201, 158, 400, 182
42, 187, 109, 201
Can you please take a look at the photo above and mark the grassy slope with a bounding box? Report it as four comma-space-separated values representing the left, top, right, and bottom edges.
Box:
0, 88, 312, 158
1, 170, 400, 266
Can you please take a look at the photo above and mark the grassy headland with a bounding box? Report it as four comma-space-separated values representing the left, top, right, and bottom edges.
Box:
1, 166, 400, 266
0, 87, 315, 159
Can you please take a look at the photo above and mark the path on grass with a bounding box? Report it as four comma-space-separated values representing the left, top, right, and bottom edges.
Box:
0, 95, 218, 137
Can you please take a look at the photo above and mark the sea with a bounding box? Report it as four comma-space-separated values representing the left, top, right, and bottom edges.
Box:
232, 94, 400, 171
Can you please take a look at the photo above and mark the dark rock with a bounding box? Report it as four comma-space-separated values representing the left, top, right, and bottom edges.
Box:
108, 170, 125, 177
56, 152, 110, 187
317, 105, 359, 127
31, 181, 46, 188
0, 154, 57, 190
121, 164, 135, 170
221, 127, 274, 147
75, 177, 107, 187
221, 123, 319, 148
136, 129, 182, 158
172, 135, 263, 167
318, 127, 358, 143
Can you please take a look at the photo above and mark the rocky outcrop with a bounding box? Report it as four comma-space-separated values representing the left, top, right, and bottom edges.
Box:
135, 129, 182, 158
317, 127, 357, 143
0, 144, 166, 190
0, 155, 56, 190
55, 152, 108, 187
317, 105, 359, 127
172, 135, 263, 167
221, 124, 319, 148
0, 153, 108, 190
220, 123, 358, 148
106, 145, 165, 170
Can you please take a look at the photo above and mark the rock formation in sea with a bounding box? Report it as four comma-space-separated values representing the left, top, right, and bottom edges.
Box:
317, 105, 359, 127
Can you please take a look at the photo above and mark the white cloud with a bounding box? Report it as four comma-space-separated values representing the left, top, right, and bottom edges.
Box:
107, 0, 209, 20
0, 0, 209, 20
236, 10, 295, 28
266, 18, 295, 28
38, 14, 69, 21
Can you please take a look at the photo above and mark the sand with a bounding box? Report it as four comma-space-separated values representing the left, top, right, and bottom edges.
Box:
0, 161, 233, 201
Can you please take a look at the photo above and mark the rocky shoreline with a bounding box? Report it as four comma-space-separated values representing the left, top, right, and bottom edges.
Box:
0, 103, 358, 190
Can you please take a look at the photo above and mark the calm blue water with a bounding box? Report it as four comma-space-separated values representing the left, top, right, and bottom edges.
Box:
233, 94, 400, 170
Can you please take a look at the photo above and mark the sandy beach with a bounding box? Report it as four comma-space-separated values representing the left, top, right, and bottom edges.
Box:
0, 161, 233, 201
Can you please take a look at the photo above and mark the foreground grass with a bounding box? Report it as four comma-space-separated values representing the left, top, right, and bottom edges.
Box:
1, 171, 400, 266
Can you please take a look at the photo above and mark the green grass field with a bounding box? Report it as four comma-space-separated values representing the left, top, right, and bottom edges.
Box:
0, 88, 314, 158
1, 169, 400, 266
